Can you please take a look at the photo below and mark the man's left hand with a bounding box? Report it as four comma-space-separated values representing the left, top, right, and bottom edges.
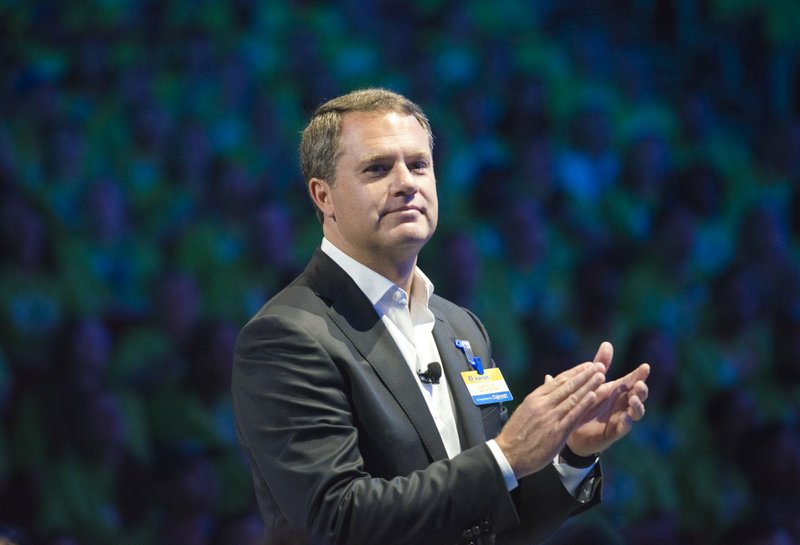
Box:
548, 341, 650, 457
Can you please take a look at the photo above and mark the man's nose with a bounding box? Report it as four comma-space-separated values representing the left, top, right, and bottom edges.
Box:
392, 164, 419, 195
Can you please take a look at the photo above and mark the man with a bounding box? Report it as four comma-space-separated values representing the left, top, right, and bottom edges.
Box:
232, 89, 650, 545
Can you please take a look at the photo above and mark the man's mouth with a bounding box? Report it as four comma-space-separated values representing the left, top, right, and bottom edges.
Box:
386, 205, 423, 215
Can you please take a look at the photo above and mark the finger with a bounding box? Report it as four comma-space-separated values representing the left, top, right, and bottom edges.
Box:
615, 363, 650, 391
582, 377, 627, 422
627, 392, 646, 419
555, 368, 606, 419
593, 341, 614, 371
591, 375, 641, 423
591, 375, 628, 408
547, 362, 605, 405
634, 363, 651, 380
615, 368, 649, 410
541, 361, 601, 395
628, 363, 650, 383
544, 374, 553, 383
627, 379, 648, 414
632, 379, 649, 404
558, 384, 602, 433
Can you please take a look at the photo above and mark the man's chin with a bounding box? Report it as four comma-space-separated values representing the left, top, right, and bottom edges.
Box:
388, 223, 435, 246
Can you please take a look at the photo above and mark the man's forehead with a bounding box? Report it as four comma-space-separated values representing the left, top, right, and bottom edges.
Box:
341, 109, 420, 128
339, 110, 430, 149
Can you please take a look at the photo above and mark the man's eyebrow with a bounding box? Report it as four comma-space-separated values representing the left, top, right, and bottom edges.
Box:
357, 150, 432, 166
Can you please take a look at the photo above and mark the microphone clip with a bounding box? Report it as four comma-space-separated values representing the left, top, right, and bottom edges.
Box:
418, 362, 442, 384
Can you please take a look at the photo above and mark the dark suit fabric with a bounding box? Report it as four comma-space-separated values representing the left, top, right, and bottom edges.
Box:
232, 249, 599, 545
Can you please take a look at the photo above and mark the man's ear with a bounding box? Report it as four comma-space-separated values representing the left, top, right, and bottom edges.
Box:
308, 178, 335, 221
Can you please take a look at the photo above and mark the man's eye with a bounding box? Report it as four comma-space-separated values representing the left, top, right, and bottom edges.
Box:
366, 164, 389, 174
411, 161, 429, 172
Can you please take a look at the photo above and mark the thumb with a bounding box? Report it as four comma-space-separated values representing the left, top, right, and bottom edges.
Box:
593, 341, 614, 372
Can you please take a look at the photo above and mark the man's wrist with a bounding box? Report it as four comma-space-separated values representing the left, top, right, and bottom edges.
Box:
486, 439, 518, 491
559, 444, 598, 468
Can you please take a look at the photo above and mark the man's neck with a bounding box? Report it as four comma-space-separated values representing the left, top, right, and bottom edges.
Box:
323, 237, 418, 293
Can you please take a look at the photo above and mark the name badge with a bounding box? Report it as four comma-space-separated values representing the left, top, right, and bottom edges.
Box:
460, 367, 513, 405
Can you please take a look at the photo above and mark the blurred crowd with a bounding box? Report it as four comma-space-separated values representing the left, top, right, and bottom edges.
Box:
1, 1, 800, 544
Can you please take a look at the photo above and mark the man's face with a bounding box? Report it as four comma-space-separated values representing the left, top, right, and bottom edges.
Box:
316, 110, 438, 269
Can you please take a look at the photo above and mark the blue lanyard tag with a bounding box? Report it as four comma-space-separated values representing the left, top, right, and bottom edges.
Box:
454, 339, 484, 375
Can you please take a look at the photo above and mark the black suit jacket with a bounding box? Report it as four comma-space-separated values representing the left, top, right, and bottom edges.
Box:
232, 249, 600, 545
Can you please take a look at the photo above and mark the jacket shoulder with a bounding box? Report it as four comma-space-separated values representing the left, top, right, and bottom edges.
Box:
430, 293, 491, 344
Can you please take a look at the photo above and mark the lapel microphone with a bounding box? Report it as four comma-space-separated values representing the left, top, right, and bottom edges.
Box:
418, 362, 442, 384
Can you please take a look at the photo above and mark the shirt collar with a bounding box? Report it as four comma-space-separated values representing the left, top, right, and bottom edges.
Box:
320, 237, 435, 307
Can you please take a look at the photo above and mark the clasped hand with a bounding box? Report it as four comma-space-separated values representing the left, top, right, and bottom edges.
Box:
495, 342, 649, 479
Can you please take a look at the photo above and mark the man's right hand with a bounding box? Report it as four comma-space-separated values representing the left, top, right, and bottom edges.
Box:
494, 361, 606, 479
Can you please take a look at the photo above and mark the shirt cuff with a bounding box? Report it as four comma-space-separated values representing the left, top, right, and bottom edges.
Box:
552, 454, 597, 496
486, 439, 518, 491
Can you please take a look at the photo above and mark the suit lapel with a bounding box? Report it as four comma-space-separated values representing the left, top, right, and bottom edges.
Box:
431, 310, 487, 450
306, 250, 449, 461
